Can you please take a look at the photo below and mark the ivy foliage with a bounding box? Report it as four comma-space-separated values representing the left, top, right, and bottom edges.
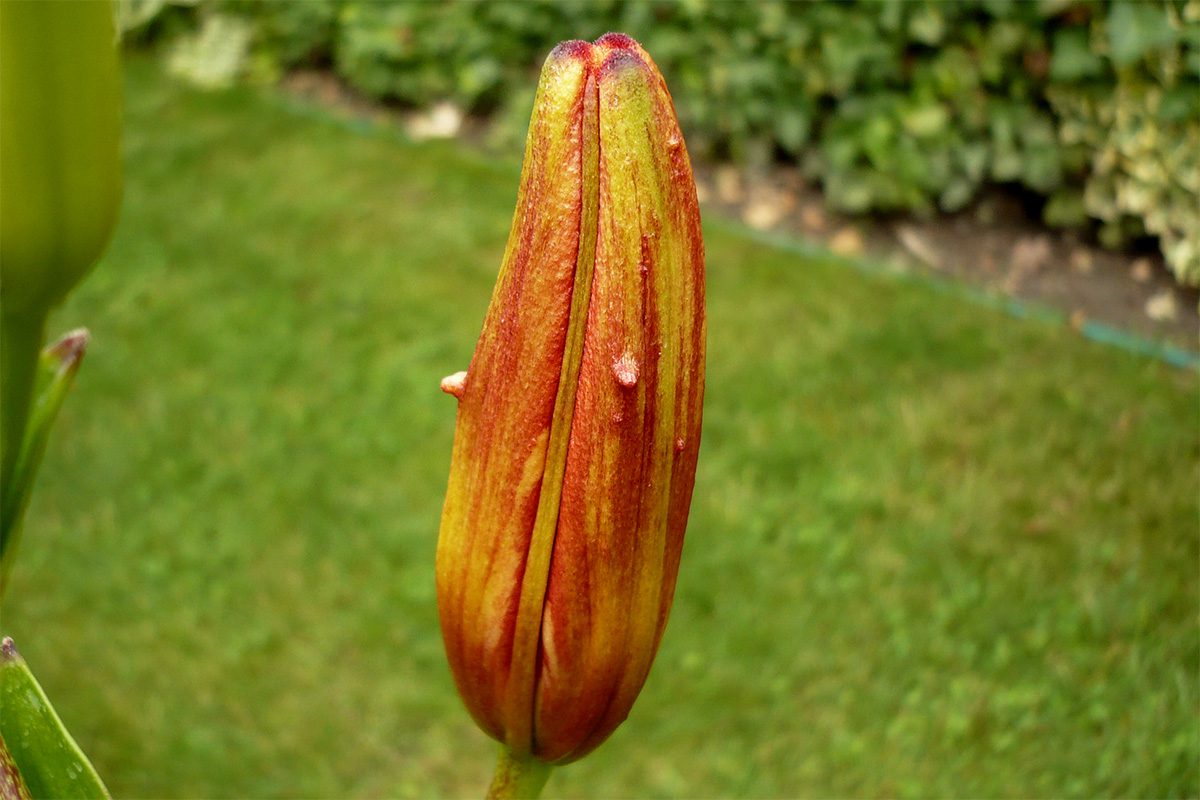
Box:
123, 0, 1200, 285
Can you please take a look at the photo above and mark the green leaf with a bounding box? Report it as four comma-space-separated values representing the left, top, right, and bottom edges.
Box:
775, 107, 811, 154
939, 176, 975, 211
1044, 188, 1089, 227
0, 330, 88, 597
908, 4, 946, 46
1108, 2, 1176, 67
901, 102, 950, 138
0, 639, 109, 800
166, 13, 254, 89
1050, 28, 1104, 81
1158, 85, 1198, 123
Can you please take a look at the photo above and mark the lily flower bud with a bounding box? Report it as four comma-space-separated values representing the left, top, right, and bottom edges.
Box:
437, 34, 705, 765
0, 0, 122, 317
0, 0, 121, 494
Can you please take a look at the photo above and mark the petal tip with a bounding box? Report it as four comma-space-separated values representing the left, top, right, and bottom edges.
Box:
547, 39, 593, 66
593, 32, 639, 51
597, 46, 651, 79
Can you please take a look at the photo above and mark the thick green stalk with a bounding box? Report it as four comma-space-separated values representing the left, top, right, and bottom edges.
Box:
1, 313, 45, 519
485, 746, 552, 800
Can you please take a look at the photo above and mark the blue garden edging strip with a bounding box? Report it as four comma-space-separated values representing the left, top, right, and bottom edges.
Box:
721, 220, 1200, 372
1079, 320, 1199, 370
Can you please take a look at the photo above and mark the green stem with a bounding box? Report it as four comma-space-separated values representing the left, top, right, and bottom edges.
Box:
1, 312, 45, 515
485, 746, 552, 800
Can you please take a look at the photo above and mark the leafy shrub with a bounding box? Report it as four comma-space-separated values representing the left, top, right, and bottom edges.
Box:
1047, 1, 1200, 284
120, 0, 1200, 285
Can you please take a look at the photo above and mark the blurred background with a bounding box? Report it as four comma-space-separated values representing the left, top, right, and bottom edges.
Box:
122, 0, 1200, 333
5, 1, 1198, 797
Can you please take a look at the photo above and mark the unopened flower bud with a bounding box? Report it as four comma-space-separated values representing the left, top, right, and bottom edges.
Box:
0, 0, 122, 317
436, 33, 705, 765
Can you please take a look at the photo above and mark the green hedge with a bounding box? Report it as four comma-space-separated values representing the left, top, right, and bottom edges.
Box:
123, 0, 1200, 286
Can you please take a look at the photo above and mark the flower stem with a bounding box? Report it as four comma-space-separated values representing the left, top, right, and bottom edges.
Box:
485, 746, 552, 800
1, 312, 45, 511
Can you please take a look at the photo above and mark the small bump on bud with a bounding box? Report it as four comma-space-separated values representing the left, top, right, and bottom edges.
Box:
612, 352, 639, 388
440, 371, 468, 399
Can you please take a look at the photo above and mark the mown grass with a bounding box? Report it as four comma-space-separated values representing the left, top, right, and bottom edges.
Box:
4, 60, 1197, 799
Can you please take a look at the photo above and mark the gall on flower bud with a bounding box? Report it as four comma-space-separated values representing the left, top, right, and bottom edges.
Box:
436, 34, 705, 764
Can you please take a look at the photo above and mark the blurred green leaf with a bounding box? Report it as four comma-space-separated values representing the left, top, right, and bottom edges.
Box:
775, 107, 811, 154
166, 13, 252, 88
1044, 188, 1089, 227
0, 331, 88, 595
1050, 28, 1104, 81
0, 640, 109, 800
908, 4, 946, 45
901, 102, 950, 138
938, 176, 974, 211
1108, 2, 1176, 67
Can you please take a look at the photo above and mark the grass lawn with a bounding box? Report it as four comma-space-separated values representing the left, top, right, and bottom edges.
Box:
4, 59, 1197, 799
